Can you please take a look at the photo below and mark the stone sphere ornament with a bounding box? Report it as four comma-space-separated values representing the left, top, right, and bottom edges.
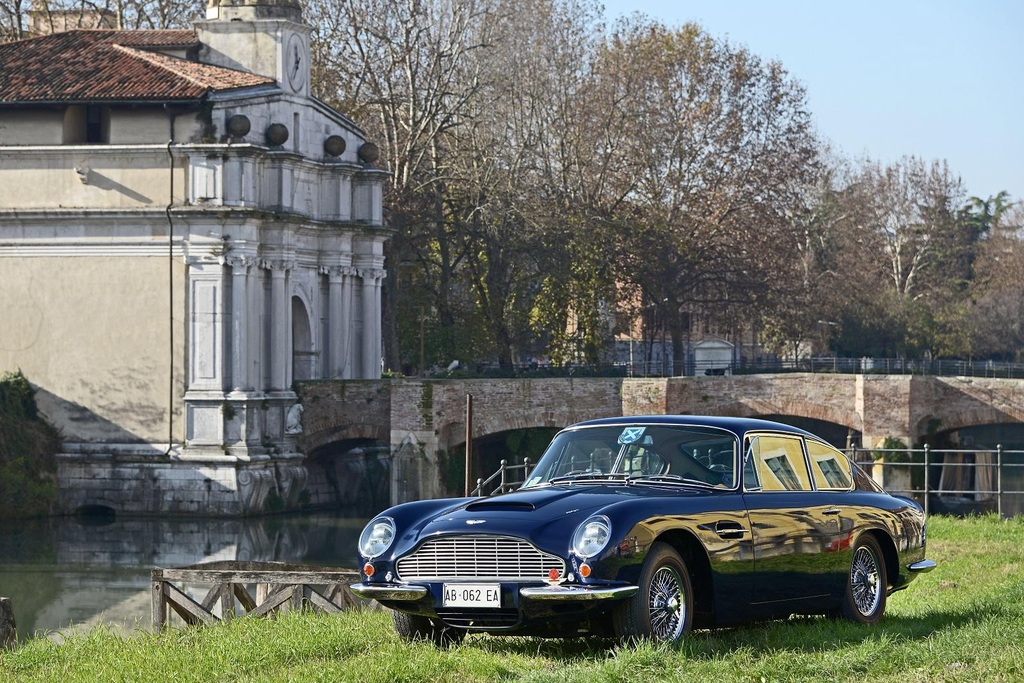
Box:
226, 114, 251, 138
265, 123, 289, 146
324, 135, 347, 157
357, 141, 379, 164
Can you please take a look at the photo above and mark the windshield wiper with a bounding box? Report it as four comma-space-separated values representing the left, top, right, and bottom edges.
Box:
547, 472, 629, 485
626, 474, 716, 489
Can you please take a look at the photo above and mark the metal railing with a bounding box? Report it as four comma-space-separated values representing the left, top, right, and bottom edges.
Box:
849, 445, 1024, 518
625, 356, 1024, 379
441, 356, 1024, 379
471, 447, 1024, 519
471, 458, 533, 497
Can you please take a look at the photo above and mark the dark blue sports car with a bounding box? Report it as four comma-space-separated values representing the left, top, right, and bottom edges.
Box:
351, 416, 934, 644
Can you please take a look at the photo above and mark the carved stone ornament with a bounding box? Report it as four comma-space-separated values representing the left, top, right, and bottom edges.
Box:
285, 403, 304, 434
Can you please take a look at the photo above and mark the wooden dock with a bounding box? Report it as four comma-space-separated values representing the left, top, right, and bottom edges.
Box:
151, 561, 362, 630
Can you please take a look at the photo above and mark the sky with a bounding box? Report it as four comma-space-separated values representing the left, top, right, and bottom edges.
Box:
599, 0, 1024, 205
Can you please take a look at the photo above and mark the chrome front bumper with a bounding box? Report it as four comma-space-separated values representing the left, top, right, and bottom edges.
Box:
519, 584, 638, 601
351, 582, 637, 603
908, 559, 937, 573
350, 583, 429, 602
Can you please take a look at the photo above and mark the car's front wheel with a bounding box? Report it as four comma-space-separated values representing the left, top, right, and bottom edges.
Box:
841, 535, 887, 624
613, 542, 694, 643
391, 610, 466, 646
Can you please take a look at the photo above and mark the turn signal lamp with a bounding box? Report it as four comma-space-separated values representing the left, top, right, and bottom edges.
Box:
579, 563, 592, 578
363, 563, 375, 577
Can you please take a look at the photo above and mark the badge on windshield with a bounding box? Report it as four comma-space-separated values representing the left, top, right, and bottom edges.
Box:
618, 427, 646, 444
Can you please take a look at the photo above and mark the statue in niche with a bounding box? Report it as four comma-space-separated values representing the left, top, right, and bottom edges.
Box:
285, 403, 304, 434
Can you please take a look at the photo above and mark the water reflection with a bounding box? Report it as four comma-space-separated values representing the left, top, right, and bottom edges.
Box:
0, 513, 366, 642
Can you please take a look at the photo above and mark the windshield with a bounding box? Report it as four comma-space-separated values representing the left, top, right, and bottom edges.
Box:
522, 424, 738, 489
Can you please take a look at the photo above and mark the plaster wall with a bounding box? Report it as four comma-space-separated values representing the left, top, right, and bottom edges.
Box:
110, 109, 201, 144
0, 109, 64, 144
0, 254, 185, 443
0, 147, 184, 209
198, 19, 297, 87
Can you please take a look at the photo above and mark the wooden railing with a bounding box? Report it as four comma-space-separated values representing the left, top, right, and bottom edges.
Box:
1, 597, 15, 649
151, 561, 362, 630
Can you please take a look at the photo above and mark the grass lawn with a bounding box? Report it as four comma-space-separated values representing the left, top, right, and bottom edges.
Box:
2, 514, 1022, 682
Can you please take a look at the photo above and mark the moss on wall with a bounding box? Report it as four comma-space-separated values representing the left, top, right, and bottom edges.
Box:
0, 370, 62, 518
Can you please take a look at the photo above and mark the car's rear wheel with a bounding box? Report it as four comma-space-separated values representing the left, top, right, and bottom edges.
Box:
613, 542, 693, 643
841, 535, 887, 624
391, 610, 466, 646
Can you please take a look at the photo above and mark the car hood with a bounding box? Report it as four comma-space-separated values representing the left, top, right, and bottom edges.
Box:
393, 483, 711, 558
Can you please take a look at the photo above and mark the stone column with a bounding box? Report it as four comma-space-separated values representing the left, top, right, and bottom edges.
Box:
267, 260, 293, 391
227, 256, 251, 391
361, 268, 384, 378
325, 267, 344, 379
340, 266, 354, 379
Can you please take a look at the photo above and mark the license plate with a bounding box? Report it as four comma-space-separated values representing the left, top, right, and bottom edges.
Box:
442, 583, 501, 608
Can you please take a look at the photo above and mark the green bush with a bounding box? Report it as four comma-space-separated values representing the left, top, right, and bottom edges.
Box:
871, 435, 910, 463
0, 370, 62, 517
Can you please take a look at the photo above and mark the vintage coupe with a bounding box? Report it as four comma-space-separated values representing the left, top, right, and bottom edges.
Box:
352, 416, 935, 644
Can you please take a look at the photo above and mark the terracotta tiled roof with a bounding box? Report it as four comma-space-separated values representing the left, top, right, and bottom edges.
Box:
0, 30, 275, 104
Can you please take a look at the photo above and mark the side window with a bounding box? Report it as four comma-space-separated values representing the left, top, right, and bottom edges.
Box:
743, 438, 761, 490
807, 440, 853, 490
752, 435, 812, 491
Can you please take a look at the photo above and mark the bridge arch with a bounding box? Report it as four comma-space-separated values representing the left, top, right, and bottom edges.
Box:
295, 374, 1024, 509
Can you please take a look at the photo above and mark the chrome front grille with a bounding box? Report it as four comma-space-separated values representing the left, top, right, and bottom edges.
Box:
395, 535, 564, 582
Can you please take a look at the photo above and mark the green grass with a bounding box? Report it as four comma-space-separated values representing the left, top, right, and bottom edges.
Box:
3, 515, 1023, 682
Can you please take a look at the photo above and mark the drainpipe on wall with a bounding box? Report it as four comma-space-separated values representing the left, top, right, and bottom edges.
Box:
164, 107, 179, 456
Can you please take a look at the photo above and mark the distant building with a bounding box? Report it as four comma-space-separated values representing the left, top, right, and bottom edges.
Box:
0, 0, 389, 515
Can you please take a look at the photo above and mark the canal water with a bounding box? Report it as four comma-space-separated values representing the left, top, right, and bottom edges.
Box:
0, 512, 367, 643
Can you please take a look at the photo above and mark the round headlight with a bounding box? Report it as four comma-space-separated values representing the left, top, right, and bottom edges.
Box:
572, 515, 611, 558
358, 517, 395, 559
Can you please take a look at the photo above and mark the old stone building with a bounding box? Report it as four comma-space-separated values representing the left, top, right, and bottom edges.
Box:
0, 0, 389, 515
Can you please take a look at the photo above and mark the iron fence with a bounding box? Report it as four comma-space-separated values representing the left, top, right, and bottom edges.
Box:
848, 446, 1024, 519
624, 356, 1024, 379
459, 356, 1024, 379
471, 458, 534, 496
470, 448, 1024, 519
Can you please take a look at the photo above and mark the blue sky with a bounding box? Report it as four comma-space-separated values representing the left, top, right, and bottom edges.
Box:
600, 0, 1024, 205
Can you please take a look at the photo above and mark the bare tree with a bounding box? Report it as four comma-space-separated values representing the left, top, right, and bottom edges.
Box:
308, 0, 500, 372
599, 18, 820, 372
968, 202, 1024, 359
2, 0, 201, 36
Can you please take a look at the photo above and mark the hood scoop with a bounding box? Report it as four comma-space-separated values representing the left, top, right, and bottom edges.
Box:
464, 500, 536, 513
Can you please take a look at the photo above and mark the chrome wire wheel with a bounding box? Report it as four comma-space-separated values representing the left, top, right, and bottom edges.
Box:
850, 544, 882, 617
648, 565, 687, 641
613, 542, 694, 643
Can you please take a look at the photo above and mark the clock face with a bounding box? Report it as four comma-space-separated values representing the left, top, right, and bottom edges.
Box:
285, 33, 307, 93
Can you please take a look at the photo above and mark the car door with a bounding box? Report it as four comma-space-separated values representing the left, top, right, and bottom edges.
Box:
805, 438, 859, 595
742, 433, 845, 607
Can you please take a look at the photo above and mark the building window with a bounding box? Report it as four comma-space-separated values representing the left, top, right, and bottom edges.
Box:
86, 105, 107, 143
62, 104, 109, 144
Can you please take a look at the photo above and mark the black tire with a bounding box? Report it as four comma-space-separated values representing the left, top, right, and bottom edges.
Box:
841, 535, 887, 624
613, 542, 694, 643
391, 610, 466, 647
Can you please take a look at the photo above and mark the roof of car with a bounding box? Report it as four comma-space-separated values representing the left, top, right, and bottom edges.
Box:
568, 415, 817, 439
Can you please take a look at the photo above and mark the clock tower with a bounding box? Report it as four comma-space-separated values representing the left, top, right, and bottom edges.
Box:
197, 0, 311, 97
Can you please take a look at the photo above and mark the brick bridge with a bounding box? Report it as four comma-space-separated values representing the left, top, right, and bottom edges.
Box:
294, 374, 1024, 505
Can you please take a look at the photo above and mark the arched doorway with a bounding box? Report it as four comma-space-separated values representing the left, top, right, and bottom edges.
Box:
291, 296, 315, 381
